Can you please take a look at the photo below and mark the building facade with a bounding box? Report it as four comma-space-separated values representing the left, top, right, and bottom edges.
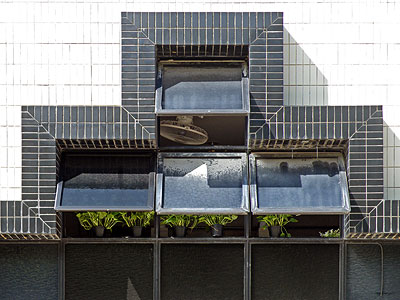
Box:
0, 1, 400, 299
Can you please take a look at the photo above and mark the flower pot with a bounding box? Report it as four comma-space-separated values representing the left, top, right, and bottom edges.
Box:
258, 222, 270, 238
160, 224, 169, 238
95, 226, 105, 237
211, 224, 224, 237
175, 226, 186, 237
270, 226, 281, 238
133, 226, 143, 237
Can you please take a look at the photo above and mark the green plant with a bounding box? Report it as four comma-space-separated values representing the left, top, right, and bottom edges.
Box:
76, 211, 120, 231
121, 211, 154, 227
257, 214, 298, 237
319, 228, 340, 238
103, 212, 121, 231
199, 215, 238, 226
76, 211, 107, 230
160, 215, 198, 229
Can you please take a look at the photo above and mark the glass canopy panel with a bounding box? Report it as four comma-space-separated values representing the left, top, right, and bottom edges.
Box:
58, 155, 152, 210
162, 158, 243, 210
162, 65, 243, 110
254, 158, 349, 214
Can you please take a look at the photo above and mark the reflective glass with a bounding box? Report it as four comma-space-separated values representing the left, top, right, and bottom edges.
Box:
162, 66, 243, 110
60, 155, 152, 209
255, 158, 347, 212
162, 158, 243, 209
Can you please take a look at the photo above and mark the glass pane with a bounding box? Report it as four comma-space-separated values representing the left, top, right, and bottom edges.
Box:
61, 155, 151, 208
256, 158, 345, 211
163, 158, 242, 209
162, 66, 243, 110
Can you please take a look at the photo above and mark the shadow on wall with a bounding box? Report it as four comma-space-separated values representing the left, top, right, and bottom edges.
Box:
283, 27, 328, 106
351, 121, 398, 234
382, 121, 400, 233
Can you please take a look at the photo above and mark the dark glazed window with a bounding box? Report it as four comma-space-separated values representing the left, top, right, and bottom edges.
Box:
65, 244, 153, 300
161, 244, 244, 300
156, 61, 249, 114
156, 153, 249, 214
55, 154, 154, 211
250, 155, 350, 214
252, 244, 339, 300
0, 245, 58, 300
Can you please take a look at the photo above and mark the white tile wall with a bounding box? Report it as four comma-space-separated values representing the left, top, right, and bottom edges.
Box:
0, 0, 399, 214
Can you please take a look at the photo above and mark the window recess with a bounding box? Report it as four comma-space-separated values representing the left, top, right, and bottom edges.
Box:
250, 153, 350, 215
155, 60, 249, 115
156, 153, 249, 215
54, 153, 155, 212
156, 60, 249, 148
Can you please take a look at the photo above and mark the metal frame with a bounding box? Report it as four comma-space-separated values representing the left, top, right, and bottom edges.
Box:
54, 174, 155, 212
249, 152, 351, 215
1, 234, 352, 300
156, 152, 249, 215
155, 60, 250, 115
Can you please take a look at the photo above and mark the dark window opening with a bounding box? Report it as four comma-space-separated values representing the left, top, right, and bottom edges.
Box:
62, 212, 155, 238
158, 115, 247, 148
156, 45, 249, 59
251, 214, 341, 238
162, 215, 245, 238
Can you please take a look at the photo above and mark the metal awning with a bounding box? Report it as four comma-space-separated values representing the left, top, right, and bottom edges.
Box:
156, 152, 249, 214
54, 154, 155, 211
250, 154, 350, 215
155, 61, 249, 115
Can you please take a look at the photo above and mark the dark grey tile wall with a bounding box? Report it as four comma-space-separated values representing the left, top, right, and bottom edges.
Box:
2, 12, 385, 237
250, 105, 384, 234
121, 12, 284, 137
17, 105, 156, 235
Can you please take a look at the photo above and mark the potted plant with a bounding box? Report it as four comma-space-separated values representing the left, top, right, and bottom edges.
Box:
103, 212, 121, 235
257, 214, 298, 237
319, 228, 340, 238
198, 215, 238, 237
76, 212, 120, 237
160, 215, 198, 237
120, 211, 154, 237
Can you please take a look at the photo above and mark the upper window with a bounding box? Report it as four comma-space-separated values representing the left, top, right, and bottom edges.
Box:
156, 61, 249, 114
156, 153, 249, 214
54, 153, 155, 211
250, 154, 350, 214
